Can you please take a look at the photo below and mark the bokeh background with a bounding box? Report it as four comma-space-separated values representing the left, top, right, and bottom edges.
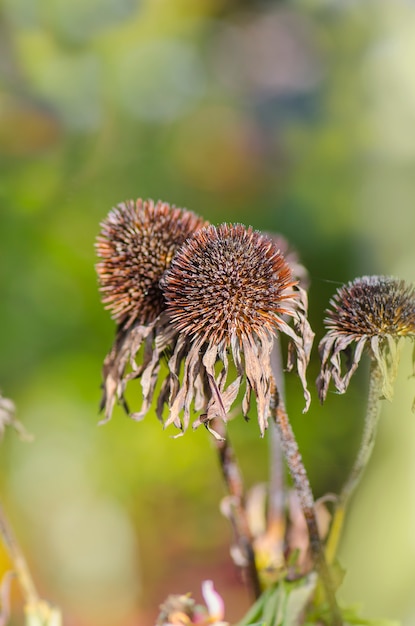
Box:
1, 0, 415, 624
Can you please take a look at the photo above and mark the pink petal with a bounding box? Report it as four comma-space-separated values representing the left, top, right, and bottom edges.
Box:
201, 580, 224, 621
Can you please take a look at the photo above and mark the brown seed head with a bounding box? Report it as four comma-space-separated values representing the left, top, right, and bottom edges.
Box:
96, 199, 208, 329
318, 275, 415, 403
162, 223, 297, 346
325, 276, 415, 338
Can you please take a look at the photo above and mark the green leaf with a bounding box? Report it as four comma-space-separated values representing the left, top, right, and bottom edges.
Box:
282, 575, 318, 626
235, 577, 401, 626
235, 574, 318, 626
235, 587, 274, 626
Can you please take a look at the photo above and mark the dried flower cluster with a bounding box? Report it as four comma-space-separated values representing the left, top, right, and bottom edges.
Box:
94, 201, 415, 626
318, 275, 415, 403
96, 199, 314, 435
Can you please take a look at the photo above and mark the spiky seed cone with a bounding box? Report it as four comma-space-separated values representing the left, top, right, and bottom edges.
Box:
96, 199, 208, 330
162, 223, 296, 345
318, 275, 415, 403
325, 275, 415, 338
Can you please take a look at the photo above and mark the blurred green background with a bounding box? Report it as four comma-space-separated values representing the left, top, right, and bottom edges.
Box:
1, 0, 415, 624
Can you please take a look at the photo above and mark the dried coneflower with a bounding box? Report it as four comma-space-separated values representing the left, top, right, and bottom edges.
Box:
317, 275, 415, 563
97, 217, 341, 619
96, 198, 208, 423
317, 275, 415, 403
161, 223, 313, 437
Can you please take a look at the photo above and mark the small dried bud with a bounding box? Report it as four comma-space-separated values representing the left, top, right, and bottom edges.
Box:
317, 275, 415, 403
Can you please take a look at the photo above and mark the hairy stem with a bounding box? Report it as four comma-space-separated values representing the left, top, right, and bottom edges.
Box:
211, 419, 261, 600
326, 361, 383, 564
268, 342, 286, 535
270, 384, 343, 626
266, 341, 287, 567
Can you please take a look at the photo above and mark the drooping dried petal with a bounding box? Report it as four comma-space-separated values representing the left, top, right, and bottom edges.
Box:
161, 224, 314, 435
99, 314, 176, 424
317, 275, 415, 403
96, 199, 208, 423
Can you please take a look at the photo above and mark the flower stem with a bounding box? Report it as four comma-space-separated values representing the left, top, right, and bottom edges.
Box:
0, 503, 63, 625
211, 419, 261, 600
268, 342, 286, 539
326, 361, 383, 564
270, 384, 343, 626
0, 502, 39, 606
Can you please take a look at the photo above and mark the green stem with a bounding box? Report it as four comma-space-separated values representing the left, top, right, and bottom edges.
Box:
326, 362, 383, 564
270, 384, 343, 626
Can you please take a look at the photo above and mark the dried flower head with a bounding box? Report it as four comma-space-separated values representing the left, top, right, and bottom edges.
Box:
161, 223, 314, 436
317, 275, 415, 403
96, 199, 208, 423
